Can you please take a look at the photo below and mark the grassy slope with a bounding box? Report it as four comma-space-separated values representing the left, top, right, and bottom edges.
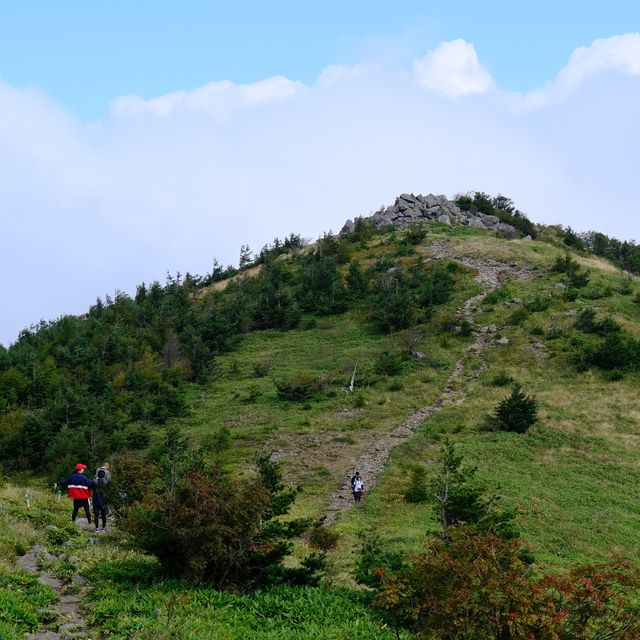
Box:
3, 226, 640, 638
333, 234, 640, 573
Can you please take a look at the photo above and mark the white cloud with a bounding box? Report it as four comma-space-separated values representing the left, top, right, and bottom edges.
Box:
525, 33, 640, 106
412, 39, 494, 98
110, 75, 305, 120
1, 35, 639, 346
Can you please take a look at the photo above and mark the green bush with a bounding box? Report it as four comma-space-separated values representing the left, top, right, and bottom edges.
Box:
309, 525, 339, 551
374, 350, 403, 376
354, 531, 406, 588
252, 358, 274, 377
489, 370, 513, 387
404, 465, 429, 503
120, 453, 318, 589
506, 307, 530, 325
489, 383, 538, 434
273, 374, 326, 401
525, 295, 551, 312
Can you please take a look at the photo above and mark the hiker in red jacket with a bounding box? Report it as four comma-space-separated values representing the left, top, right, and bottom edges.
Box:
55, 463, 97, 525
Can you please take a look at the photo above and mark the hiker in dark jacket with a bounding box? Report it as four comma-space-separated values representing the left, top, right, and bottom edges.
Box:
93, 466, 111, 532
55, 463, 97, 524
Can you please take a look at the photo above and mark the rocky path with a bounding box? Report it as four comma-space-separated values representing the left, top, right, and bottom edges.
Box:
323, 247, 536, 525
17, 524, 94, 640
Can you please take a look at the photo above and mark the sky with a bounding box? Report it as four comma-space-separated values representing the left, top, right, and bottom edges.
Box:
1, 1, 639, 346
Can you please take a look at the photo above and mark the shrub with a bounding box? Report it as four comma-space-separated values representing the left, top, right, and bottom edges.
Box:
374, 529, 539, 639
120, 453, 318, 589
252, 357, 274, 377
394, 242, 415, 257
490, 383, 538, 433
374, 528, 640, 640
405, 222, 428, 245
552, 254, 590, 288
404, 465, 429, 503
374, 349, 403, 376
309, 525, 340, 551
489, 370, 513, 387
354, 531, 406, 588
507, 307, 530, 325
578, 333, 640, 371
273, 374, 325, 401
525, 295, 551, 312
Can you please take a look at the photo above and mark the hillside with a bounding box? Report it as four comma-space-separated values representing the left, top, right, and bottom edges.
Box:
1, 196, 640, 638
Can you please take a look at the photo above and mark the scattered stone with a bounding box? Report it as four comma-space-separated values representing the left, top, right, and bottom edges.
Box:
437, 214, 451, 225
531, 341, 546, 350
71, 574, 88, 587
496, 337, 510, 346
487, 324, 497, 333
522, 235, 532, 241
555, 283, 567, 290
413, 352, 426, 359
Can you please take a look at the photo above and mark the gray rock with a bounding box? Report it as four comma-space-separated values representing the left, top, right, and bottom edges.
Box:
494, 223, 518, 238
487, 324, 497, 333
555, 283, 567, 290
68, 556, 81, 566
71, 573, 88, 587
44, 524, 59, 532
468, 217, 486, 229
340, 218, 355, 234
437, 214, 451, 225
522, 235, 533, 241
480, 214, 500, 226
531, 341, 546, 350
496, 337, 510, 346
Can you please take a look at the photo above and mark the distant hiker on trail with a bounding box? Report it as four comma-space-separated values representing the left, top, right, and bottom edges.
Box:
55, 463, 97, 525
351, 471, 365, 502
93, 464, 111, 532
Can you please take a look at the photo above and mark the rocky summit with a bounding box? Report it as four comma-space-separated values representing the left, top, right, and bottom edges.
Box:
340, 192, 518, 238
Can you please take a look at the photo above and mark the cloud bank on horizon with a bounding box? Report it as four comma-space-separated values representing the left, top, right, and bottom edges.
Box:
1, 34, 639, 346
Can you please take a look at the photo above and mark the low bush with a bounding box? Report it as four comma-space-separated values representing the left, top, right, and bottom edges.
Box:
375, 527, 640, 640
489, 370, 513, 386
309, 525, 340, 551
404, 465, 429, 503
487, 383, 538, 434
374, 349, 403, 376
525, 295, 551, 312
252, 358, 274, 377
273, 374, 326, 401
354, 531, 406, 589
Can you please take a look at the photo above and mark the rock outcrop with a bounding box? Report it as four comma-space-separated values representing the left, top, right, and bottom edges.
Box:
340, 193, 517, 238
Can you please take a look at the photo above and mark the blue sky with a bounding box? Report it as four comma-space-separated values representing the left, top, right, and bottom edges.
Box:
2, 1, 639, 119
1, 1, 640, 346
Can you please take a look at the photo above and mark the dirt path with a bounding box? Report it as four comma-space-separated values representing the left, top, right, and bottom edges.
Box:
18, 524, 95, 640
323, 246, 536, 525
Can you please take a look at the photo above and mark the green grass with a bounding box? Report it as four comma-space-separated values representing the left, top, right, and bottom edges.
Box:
3, 228, 640, 638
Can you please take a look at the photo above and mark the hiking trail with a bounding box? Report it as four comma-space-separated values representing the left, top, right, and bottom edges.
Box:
17, 521, 96, 640
323, 245, 536, 524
